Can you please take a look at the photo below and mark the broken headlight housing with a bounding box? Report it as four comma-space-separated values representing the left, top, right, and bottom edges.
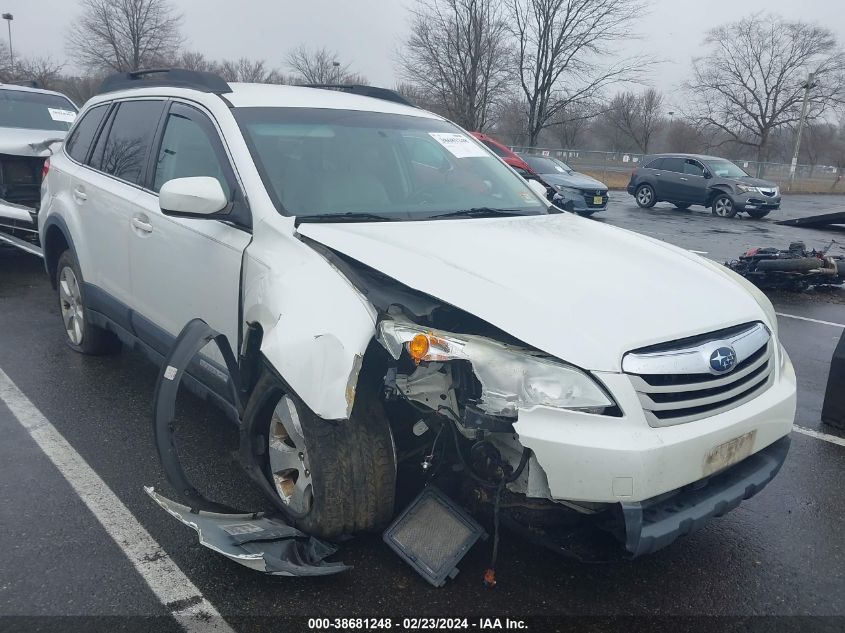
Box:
736, 184, 761, 194
377, 319, 615, 417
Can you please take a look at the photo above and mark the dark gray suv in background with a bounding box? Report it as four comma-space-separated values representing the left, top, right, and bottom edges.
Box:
627, 154, 781, 218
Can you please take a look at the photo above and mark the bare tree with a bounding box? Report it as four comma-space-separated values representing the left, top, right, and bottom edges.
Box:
686, 13, 845, 169
602, 88, 663, 153
66, 0, 183, 73
548, 101, 599, 148
173, 51, 218, 73
219, 58, 283, 84
10, 57, 66, 91
397, 0, 511, 131
285, 45, 360, 84
505, 0, 650, 146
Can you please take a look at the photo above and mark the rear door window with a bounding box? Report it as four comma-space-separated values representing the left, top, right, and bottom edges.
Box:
65, 104, 108, 163
645, 157, 664, 169
662, 158, 684, 173
96, 100, 165, 186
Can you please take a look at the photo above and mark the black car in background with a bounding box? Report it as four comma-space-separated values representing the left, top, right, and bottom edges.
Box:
522, 155, 609, 217
627, 154, 781, 218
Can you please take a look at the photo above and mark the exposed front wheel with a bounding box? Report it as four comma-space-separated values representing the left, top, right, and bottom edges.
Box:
56, 250, 121, 355
673, 203, 691, 210
635, 184, 656, 208
244, 369, 397, 539
746, 209, 771, 219
711, 194, 737, 218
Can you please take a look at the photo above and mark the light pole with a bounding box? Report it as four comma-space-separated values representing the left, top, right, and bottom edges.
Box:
788, 72, 816, 192
1, 13, 12, 70
331, 61, 340, 84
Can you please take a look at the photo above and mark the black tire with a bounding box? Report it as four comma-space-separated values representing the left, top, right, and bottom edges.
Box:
711, 194, 737, 218
243, 369, 396, 539
634, 184, 656, 208
55, 250, 121, 355
746, 209, 771, 219
755, 257, 823, 272
575, 210, 596, 217
673, 203, 691, 210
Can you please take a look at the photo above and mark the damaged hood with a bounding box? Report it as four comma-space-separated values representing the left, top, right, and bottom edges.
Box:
298, 214, 768, 372
0, 127, 66, 157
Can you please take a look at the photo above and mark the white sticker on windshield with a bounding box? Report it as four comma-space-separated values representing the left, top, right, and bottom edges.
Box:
48, 108, 77, 123
428, 132, 488, 158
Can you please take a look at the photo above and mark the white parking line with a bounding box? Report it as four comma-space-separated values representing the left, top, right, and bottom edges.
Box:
793, 425, 845, 448
0, 368, 235, 633
776, 312, 845, 328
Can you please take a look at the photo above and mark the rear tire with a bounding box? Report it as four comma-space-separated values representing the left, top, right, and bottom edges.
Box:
674, 203, 691, 210
746, 209, 771, 219
244, 369, 396, 539
55, 250, 121, 355
635, 184, 656, 208
711, 194, 737, 218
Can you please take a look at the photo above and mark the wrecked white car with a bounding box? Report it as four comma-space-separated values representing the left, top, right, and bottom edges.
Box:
39, 70, 796, 581
0, 83, 76, 256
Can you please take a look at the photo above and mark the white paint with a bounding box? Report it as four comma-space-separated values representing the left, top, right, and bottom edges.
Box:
793, 425, 845, 448
0, 368, 234, 633
776, 312, 845, 329
428, 132, 489, 158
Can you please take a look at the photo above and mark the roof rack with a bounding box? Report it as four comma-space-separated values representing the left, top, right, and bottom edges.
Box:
302, 84, 415, 107
96, 68, 232, 96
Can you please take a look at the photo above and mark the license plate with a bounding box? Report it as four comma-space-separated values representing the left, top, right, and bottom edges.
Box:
593, 196, 604, 205
703, 430, 756, 476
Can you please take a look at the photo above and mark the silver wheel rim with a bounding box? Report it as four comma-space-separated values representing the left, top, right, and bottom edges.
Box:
59, 266, 84, 345
268, 396, 313, 515
637, 187, 652, 205
715, 197, 733, 216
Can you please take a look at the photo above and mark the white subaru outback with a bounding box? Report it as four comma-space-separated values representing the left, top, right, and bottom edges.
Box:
40, 70, 795, 559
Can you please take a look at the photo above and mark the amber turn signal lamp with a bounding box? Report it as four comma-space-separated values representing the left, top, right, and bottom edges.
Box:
408, 333, 430, 363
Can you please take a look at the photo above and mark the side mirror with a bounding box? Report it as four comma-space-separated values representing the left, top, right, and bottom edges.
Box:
703, 171, 712, 179
527, 178, 549, 200
159, 177, 228, 217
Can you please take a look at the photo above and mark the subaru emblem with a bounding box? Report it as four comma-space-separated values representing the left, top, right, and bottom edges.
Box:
709, 346, 737, 374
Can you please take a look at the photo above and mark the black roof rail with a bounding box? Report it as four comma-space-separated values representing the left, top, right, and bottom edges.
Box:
301, 84, 415, 107
96, 68, 232, 96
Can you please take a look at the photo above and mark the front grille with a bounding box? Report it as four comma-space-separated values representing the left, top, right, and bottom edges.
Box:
623, 323, 774, 427
580, 189, 608, 208
759, 188, 778, 198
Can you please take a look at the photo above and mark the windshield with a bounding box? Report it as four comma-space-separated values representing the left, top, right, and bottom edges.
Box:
234, 108, 546, 221
706, 159, 750, 179
523, 155, 572, 174
0, 89, 77, 131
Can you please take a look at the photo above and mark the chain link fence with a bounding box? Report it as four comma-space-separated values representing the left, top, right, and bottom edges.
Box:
509, 147, 843, 193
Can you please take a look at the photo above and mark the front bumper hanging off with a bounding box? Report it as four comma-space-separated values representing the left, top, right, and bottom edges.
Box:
148, 318, 348, 576
621, 435, 790, 557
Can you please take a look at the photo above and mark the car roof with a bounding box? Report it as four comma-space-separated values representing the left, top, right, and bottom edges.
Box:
648, 153, 727, 162
86, 82, 442, 120
0, 83, 76, 103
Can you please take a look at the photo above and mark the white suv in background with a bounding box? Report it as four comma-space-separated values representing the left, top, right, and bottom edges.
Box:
39, 69, 796, 557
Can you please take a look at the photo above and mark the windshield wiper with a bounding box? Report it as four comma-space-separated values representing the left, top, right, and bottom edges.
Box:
296, 212, 397, 224
429, 207, 532, 220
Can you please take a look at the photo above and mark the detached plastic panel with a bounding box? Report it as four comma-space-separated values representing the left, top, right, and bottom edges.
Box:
383, 486, 486, 587
621, 435, 791, 557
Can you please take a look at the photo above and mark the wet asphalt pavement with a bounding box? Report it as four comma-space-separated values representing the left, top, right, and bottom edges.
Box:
0, 194, 843, 630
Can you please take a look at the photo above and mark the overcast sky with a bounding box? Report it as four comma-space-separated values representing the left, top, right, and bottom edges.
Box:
3, 0, 845, 110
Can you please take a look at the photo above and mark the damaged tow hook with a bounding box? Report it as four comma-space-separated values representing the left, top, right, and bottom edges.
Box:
148, 318, 348, 576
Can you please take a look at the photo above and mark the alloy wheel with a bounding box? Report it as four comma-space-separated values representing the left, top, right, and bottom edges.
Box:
268, 395, 314, 515
714, 197, 734, 217
59, 266, 84, 345
637, 187, 653, 206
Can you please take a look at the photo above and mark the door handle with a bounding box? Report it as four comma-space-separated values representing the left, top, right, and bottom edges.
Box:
72, 187, 87, 202
131, 217, 153, 233
680, 177, 688, 181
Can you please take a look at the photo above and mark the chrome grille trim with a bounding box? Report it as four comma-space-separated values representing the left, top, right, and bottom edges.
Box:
623, 323, 774, 427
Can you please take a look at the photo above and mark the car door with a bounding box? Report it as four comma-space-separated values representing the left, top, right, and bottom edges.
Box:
656, 157, 685, 201
68, 99, 165, 323
128, 100, 251, 362
679, 159, 708, 204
